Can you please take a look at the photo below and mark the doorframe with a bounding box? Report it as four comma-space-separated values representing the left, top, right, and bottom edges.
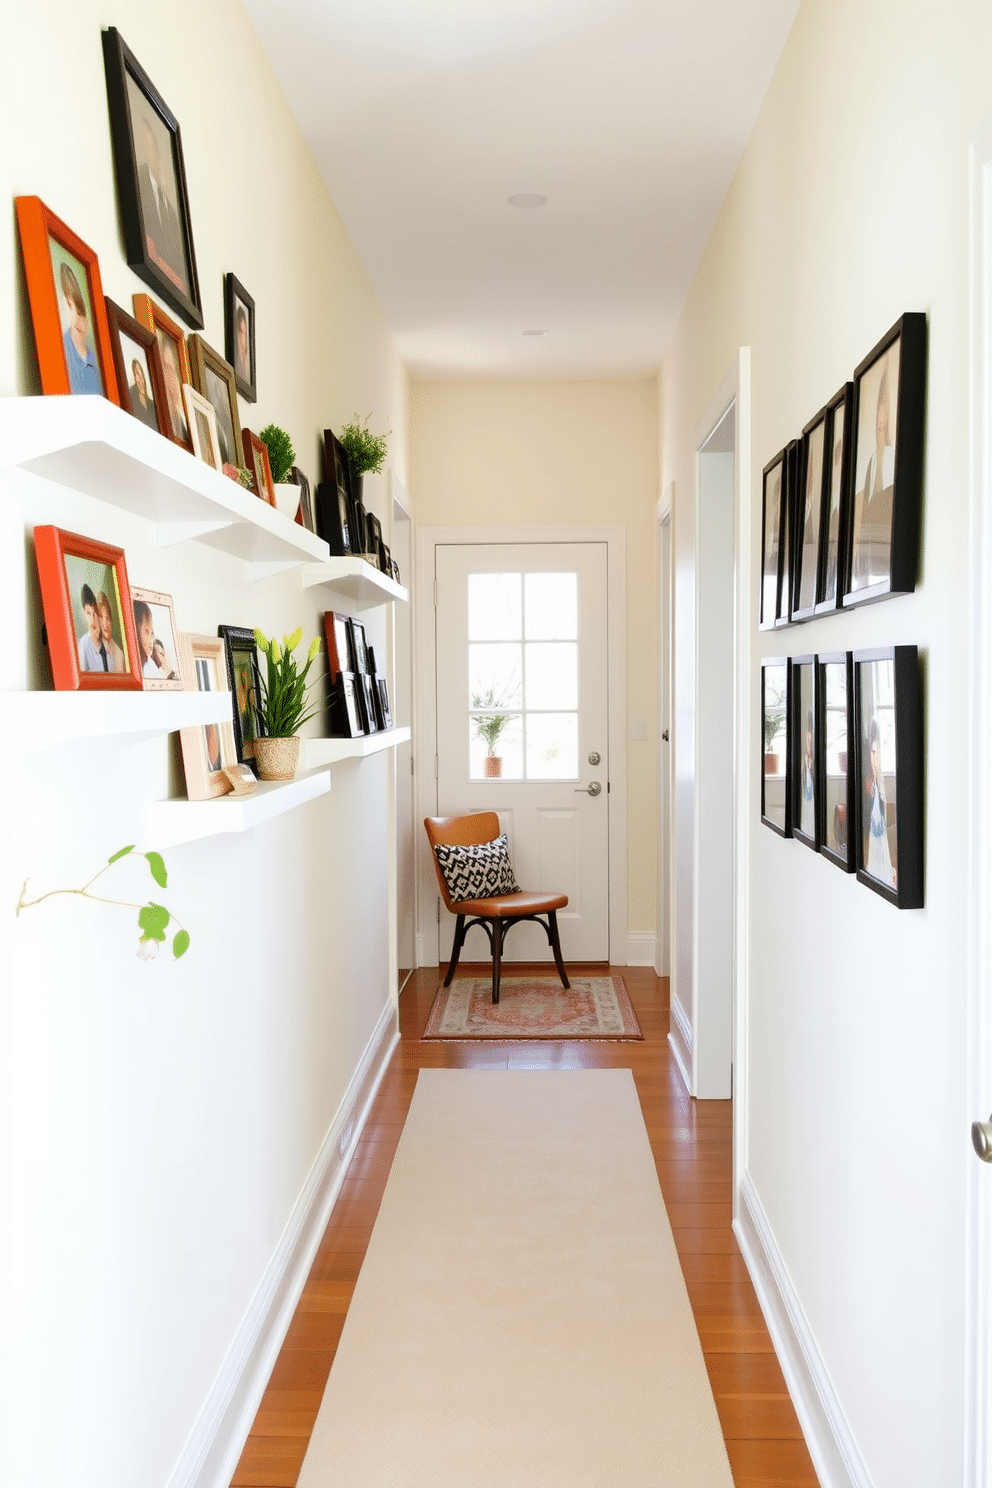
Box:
964, 111, 992, 1488
414, 523, 628, 968
389, 470, 416, 993
656, 489, 674, 979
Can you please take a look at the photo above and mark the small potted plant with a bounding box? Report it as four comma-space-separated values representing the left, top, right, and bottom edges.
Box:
252, 627, 321, 780
764, 683, 786, 776
338, 413, 390, 500
259, 423, 299, 520
471, 686, 515, 778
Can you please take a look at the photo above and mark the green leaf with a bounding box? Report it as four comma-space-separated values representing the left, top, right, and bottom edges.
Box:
172, 929, 190, 959
108, 845, 135, 864
138, 903, 170, 942
145, 851, 167, 888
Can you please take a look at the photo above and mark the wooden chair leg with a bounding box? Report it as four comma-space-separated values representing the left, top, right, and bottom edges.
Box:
548, 910, 570, 989
492, 917, 504, 1004
443, 914, 467, 987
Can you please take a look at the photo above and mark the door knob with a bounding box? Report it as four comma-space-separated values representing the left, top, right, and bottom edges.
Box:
973, 1117, 992, 1162
575, 780, 602, 796
588, 750, 601, 766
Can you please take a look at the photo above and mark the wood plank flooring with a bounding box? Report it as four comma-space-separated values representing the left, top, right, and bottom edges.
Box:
231, 965, 820, 1487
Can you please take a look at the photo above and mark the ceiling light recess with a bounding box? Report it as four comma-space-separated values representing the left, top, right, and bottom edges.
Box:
522, 328, 549, 337
507, 193, 547, 209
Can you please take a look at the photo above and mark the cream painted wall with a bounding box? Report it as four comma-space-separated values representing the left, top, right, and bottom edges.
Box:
0, 4, 407, 1486
661, 2, 992, 1484
409, 379, 659, 941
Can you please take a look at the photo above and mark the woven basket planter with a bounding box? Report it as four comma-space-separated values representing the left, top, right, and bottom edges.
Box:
254, 735, 300, 781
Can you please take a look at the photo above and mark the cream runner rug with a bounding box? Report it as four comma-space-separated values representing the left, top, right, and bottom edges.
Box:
297, 1069, 734, 1487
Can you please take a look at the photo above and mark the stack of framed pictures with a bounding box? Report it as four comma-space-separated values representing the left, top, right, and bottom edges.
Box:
760, 313, 927, 629
759, 648, 923, 909
323, 611, 391, 737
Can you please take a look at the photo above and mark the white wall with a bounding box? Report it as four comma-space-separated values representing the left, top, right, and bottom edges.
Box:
0, 4, 408, 1486
409, 379, 659, 950
661, 1, 992, 1483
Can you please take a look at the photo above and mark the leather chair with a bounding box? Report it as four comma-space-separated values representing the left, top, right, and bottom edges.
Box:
424, 811, 569, 1005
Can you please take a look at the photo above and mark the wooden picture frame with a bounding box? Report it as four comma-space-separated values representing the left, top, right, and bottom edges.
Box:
15, 196, 119, 403
759, 449, 787, 629
101, 27, 203, 329
241, 428, 275, 506
178, 634, 237, 800
291, 468, 315, 532
760, 656, 790, 837
33, 525, 142, 691
323, 611, 351, 677
184, 385, 223, 471
188, 335, 241, 470
814, 383, 853, 616
793, 409, 828, 622
133, 293, 194, 452
844, 314, 928, 608
105, 298, 169, 436
852, 646, 924, 909
225, 274, 256, 402
218, 624, 262, 768
817, 651, 855, 873
789, 653, 819, 851
130, 586, 184, 690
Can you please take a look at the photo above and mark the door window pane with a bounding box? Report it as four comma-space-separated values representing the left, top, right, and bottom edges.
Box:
524, 572, 577, 639
469, 713, 522, 780
525, 713, 578, 779
524, 642, 577, 710
468, 573, 521, 640
469, 643, 522, 710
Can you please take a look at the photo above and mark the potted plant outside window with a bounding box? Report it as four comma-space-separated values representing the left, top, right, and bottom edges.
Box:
252, 627, 321, 780
764, 687, 786, 776
471, 687, 515, 778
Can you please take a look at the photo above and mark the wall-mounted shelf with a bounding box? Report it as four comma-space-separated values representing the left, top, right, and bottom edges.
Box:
145, 768, 331, 848
301, 556, 408, 611
0, 395, 329, 579
0, 688, 234, 755
307, 727, 411, 767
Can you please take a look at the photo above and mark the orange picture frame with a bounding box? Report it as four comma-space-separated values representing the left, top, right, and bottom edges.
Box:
34, 525, 143, 691
15, 196, 120, 404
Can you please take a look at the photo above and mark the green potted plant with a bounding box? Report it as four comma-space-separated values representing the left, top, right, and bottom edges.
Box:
338, 413, 391, 499
763, 680, 786, 776
471, 686, 515, 778
252, 627, 321, 780
259, 424, 300, 520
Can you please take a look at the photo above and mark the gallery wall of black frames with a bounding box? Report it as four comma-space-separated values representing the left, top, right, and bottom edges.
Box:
758, 312, 927, 909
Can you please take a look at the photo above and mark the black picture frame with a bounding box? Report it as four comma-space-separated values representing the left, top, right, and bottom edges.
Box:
101, 28, 203, 329
347, 617, 369, 674
852, 646, 923, 909
844, 313, 927, 609
331, 673, 363, 738
789, 654, 818, 852
761, 656, 791, 837
224, 274, 256, 402
315, 480, 353, 555
376, 677, 392, 731
218, 624, 261, 770
357, 673, 378, 734
366, 512, 384, 570
817, 651, 855, 873
793, 410, 829, 622
760, 449, 788, 629
814, 384, 854, 616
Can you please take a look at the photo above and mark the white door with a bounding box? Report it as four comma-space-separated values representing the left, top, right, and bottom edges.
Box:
434, 542, 610, 963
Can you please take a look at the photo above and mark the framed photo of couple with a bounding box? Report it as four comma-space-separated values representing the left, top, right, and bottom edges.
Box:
34, 526, 142, 691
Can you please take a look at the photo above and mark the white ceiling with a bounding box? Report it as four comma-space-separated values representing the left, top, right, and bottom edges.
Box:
242, 0, 800, 380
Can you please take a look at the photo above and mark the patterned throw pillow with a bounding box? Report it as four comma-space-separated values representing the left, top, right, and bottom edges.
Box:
433, 833, 521, 902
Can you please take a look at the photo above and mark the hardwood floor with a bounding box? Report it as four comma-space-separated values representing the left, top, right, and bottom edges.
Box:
231, 965, 819, 1487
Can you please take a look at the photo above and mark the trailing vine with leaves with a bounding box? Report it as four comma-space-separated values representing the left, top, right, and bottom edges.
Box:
16, 845, 190, 961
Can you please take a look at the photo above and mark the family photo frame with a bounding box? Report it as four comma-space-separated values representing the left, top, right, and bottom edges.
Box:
16, 195, 119, 403
789, 654, 818, 852
105, 297, 169, 437
131, 586, 184, 690
852, 646, 924, 909
224, 274, 256, 402
34, 525, 142, 691
760, 656, 790, 837
844, 314, 927, 609
133, 293, 194, 452
817, 651, 855, 873
102, 28, 203, 329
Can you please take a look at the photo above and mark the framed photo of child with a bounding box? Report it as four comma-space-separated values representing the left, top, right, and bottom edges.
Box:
130, 587, 184, 691
15, 197, 120, 404
178, 634, 238, 800
33, 526, 142, 691
104, 298, 170, 437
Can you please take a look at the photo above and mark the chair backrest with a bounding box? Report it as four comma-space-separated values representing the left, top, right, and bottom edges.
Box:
424, 812, 501, 912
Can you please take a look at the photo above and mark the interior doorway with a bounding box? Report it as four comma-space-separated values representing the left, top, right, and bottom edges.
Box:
656, 499, 672, 978
391, 474, 414, 992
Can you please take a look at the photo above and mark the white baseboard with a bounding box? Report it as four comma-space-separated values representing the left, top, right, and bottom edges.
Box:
166, 999, 399, 1488
734, 1172, 874, 1488
668, 992, 692, 1095
625, 932, 656, 966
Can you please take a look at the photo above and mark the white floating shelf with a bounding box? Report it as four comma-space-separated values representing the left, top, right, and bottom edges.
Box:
0, 395, 329, 574
0, 688, 234, 755
145, 767, 331, 848
301, 556, 408, 610
307, 727, 411, 767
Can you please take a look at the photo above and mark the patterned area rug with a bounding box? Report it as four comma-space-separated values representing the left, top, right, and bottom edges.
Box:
422, 975, 642, 1041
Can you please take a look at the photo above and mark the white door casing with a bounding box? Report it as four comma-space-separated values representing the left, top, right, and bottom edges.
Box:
434, 542, 610, 963
414, 524, 628, 970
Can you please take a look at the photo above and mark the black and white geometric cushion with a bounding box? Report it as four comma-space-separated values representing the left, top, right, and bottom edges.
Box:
433, 833, 521, 903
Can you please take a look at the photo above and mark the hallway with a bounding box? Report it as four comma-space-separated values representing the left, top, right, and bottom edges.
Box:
232, 965, 819, 1487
